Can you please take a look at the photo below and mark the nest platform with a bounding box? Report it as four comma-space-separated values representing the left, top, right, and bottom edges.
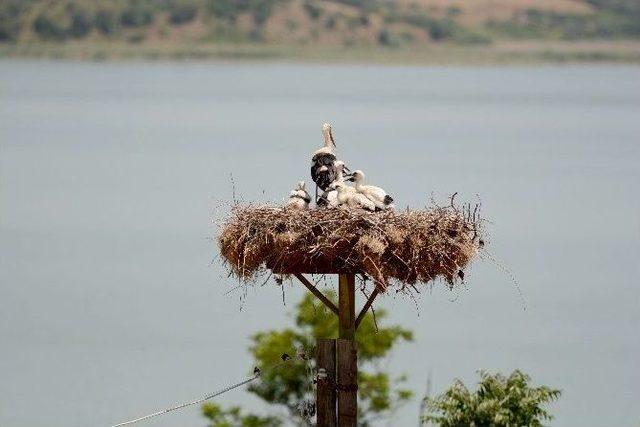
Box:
218, 202, 482, 291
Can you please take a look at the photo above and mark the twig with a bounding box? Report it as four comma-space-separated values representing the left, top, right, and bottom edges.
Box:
229, 173, 237, 205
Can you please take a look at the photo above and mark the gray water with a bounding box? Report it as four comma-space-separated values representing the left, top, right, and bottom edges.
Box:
0, 60, 638, 427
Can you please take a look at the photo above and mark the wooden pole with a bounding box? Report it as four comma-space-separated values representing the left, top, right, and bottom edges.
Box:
337, 274, 357, 426
338, 274, 355, 340
337, 339, 357, 427
316, 339, 337, 427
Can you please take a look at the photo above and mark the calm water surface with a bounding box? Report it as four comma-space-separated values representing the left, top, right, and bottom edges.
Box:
1, 60, 639, 427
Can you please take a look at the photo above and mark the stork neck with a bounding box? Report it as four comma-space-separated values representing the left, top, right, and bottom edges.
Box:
322, 129, 335, 149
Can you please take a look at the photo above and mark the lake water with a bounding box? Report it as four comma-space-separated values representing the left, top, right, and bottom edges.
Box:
1, 60, 638, 427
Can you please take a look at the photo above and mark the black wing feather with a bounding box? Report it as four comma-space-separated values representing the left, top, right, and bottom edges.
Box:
310, 153, 337, 190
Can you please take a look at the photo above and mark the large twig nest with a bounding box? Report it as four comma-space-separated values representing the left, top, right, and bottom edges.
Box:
218, 201, 483, 291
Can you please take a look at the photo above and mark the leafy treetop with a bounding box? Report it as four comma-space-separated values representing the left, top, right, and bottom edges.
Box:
422, 370, 561, 427
204, 290, 413, 426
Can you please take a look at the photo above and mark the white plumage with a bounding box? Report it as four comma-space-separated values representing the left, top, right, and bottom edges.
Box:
285, 123, 398, 213
335, 183, 376, 211
318, 160, 352, 208
285, 181, 311, 210
350, 170, 394, 210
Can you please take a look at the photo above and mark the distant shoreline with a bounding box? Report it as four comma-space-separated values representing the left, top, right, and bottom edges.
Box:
2, 40, 640, 65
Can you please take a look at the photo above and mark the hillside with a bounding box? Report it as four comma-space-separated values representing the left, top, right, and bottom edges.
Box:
1, 0, 639, 61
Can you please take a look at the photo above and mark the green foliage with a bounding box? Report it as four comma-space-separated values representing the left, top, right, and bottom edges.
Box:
251, 0, 275, 26
204, 291, 413, 426
397, 13, 458, 41
303, 1, 322, 21
69, 10, 92, 38
94, 10, 118, 35
169, 1, 198, 25
0, 0, 29, 42
0, 18, 18, 42
446, 6, 462, 18
3, 0, 640, 47
206, 0, 278, 26
203, 402, 282, 427
33, 15, 67, 41
422, 370, 561, 427
207, 0, 238, 21
587, 0, 640, 17
377, 28, 397, 47
331, 0, 371, 10
490, 7, 640, 39
324, 14, 337, 30
120, 2, 154, 28
427, 19, 455, 41
452, 29, 492, 45
127, 32, 145, 44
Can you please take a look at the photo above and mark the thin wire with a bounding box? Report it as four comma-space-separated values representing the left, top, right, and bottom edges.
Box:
111, 376, 258, 427
111, 358, 294, 427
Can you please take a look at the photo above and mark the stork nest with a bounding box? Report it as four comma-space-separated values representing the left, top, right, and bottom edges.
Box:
218, 201, 483, 291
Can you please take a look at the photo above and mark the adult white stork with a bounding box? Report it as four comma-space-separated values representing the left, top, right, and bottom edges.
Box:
335, 183, 376, 211
310, 123, 339, 201
285, 181, 311, 210
349, 170, 394, 211
317, 160, 352, 208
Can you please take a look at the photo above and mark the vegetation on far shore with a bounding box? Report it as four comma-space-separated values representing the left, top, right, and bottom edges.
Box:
1, 0, 640, 63
2, 40, 639, 64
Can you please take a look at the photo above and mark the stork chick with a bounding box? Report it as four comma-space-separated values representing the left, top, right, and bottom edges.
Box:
350, 170, 394, 211
335, 183, 375, 211
317, 160, 352, 208
285, 181, 311, 210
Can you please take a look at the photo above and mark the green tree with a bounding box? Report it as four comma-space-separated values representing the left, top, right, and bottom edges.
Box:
203, 403, 282, 427
69, 10, 92, 38
94, 10, 118, 35
32, 15, 66, 41
203, 290, 413, 426
169, 1, 199, 25
120, 3, 154, 28
0, 0, 25, 42
421, 370, 561, 427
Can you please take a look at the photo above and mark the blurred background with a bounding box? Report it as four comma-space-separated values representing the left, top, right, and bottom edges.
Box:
1, 0, 640, 61
1, 1, 639, 427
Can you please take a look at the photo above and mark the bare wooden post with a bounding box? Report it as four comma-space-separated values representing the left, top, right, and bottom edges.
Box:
337, 274, 357, 426
337, 339, 357, 427
338, 274, 355, 340
316, 339, 337, 427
